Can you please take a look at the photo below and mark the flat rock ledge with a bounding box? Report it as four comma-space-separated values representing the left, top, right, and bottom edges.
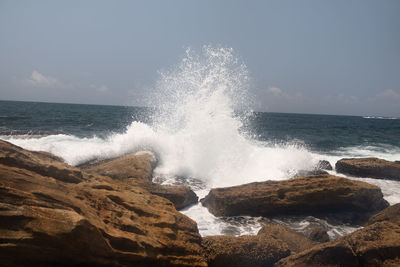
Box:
0, 140, 206, 266
336, 157, 400, 181
201, 174, 389, 218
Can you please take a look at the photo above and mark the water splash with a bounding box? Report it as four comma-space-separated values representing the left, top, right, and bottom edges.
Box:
4, 46, 316, 188
147, 46, 314, 186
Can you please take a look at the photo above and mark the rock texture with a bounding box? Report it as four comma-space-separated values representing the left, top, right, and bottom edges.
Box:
275, 221, 400, 267
0, 140, 206, 266
257, 223, 315, 253
81, 152, 198, 210
336, 157, 400, 180
202, 235, 290, 267
366, 203, 400, 226
201, 174, 389, 218
80, 151, 157, 181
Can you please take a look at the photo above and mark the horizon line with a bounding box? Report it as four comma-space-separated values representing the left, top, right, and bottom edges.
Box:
0, 98, 397, 119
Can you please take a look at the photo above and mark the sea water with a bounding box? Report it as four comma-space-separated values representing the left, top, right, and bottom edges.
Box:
1, 46, 400, 237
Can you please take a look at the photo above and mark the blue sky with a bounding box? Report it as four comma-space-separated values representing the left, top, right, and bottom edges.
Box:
0, 0, 399, 116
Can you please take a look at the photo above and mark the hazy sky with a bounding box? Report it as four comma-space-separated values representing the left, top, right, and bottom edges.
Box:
1, 0, 399, 116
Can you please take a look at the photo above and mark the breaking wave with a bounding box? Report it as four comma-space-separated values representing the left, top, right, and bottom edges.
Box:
5, 46, 316, 187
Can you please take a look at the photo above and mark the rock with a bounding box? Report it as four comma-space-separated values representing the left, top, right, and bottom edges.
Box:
257, 223, 315, 253
366, 203, 400, 226
201, 174, 389, 218
275, 221, 400, 267
128, 179, 198, 210
317, 160, 333, 170
80, 151, 157, 181
336, 157, 400, 180
0, 140, 206, 266
80, 152, 198, 210
304, 225, 330, 243
202, 235, 290, 267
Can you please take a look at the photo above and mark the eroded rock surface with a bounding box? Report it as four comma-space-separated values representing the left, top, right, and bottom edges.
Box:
275, 221, 400, 267
201, 174, 389, 218
336, 157, 400, 180
0, 140, 206, 266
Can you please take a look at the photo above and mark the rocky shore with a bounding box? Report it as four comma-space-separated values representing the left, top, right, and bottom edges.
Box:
1, 139, 399, 266
0, 140, 205, 266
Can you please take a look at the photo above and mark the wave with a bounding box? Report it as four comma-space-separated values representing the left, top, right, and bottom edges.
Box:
0, 130, 65, 137
363, 116, 399, 120
3, 46, 316, 188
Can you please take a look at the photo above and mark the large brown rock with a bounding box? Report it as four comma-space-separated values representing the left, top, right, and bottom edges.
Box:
202, 234, 290, 267
366, 203, 400, 226
275, 221, 400, 267
257, 223, 315, 253
336, 157, 400, 180
0, 140, 206, 266
81, 152, 198, 210
201, 174, 389, 218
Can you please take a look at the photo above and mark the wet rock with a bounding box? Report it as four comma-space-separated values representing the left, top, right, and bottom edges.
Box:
201, 174, 389, 219
80, 151, 157, 181
257, 223, 315, 253
292, 160, 332, 178
304, 225, 330, 243
366, 203, 400, 226
317, 160, 333, 170
0, 140, 206, 266
202, 235, 290, 267
336, 157, 400, 181
275, 221, 400, 267
292, 169, 328, 178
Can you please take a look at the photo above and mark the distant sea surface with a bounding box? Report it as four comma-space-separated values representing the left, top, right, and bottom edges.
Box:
1, 100, 399, 155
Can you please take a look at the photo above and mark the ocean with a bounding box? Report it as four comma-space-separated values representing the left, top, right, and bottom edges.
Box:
1, 47, 399, 238
1, 99, 400, 238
